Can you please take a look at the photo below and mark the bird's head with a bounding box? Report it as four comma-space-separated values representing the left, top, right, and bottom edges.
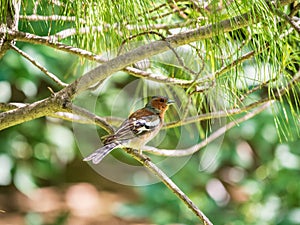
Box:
146, 96, 175, 114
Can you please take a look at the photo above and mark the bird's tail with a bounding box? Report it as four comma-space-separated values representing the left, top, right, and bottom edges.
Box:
83, 142, 119, 164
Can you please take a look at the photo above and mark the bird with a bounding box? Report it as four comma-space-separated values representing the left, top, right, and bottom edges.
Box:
83, 96, 175, 164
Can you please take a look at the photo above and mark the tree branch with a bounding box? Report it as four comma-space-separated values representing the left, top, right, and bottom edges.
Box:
2, 0, 292, 94
164, 99, 269, 129
143, 100, 275, 156
64, 104, 114, 133
123, 67, 195, 87
10, 44, 68, 87
124, 148, 213, 225
0, 102, 114, 133
3, 9, 258, 98
0, 102, 27, 111
214, 50, 256, 78
0, 98, 58, 130
50, 0, 295, 97
5, 30, 199, 87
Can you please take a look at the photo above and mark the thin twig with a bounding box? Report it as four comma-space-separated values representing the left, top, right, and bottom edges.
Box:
276, 70, 300, 98
239, 78, 278, 102
214, 50, 256, 78
51, 111, 103, 125
10, 44, 68, 87
167, 1, 188, 19
143, 101, 274, 156
136, 2, 167, 17
6, 30, 107, 62
65, 104, 115, 133
124, 148, 213, 225
51, 26, 105, 40
135, 6, 188, 23
19, 15, 86, 23
279, 19, 300, 38
164, 99, 267, 129
123, 67, 197, 86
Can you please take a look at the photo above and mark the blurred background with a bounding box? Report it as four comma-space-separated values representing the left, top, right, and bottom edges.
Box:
1, 42, 300, 225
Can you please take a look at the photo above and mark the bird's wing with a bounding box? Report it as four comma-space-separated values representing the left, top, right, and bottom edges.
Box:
103, 115, 161, 144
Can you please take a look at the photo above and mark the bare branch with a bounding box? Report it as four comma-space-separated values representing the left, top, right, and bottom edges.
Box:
124, 148, 213, 225
0, 98, 58, 130
143, 100, 275, 156
0, 102, 114, 132
4, 30, 107, 62
65, 104, 115, 133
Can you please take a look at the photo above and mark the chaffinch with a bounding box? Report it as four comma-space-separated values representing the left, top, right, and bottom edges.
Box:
83, 96, 174, 164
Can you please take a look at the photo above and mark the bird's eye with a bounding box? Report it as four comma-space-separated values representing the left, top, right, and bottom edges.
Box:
160, 99, 165, 103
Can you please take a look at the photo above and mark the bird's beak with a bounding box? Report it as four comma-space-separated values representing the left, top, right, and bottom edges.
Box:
167, 99, 175, 105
